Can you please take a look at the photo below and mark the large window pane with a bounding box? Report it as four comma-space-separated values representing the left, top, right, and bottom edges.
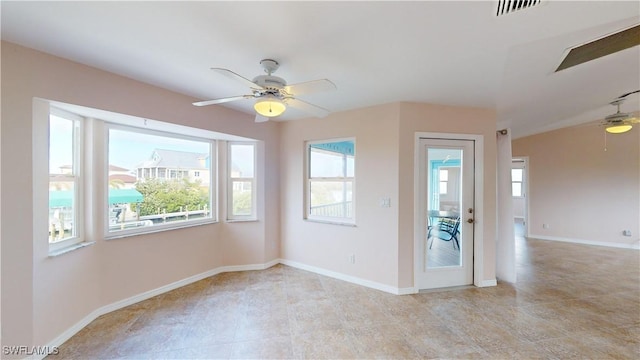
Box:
310, 181, 353, 218
231, 181, 253, 216
49, 114, 77, 243
108, 128, 213, 233
230, 144, 255, 178
228, 142, 256, 220
307, 139, 355, 222
310, 149, 345, 178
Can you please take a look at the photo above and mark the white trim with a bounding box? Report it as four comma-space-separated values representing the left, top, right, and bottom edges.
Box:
48, 241, 95, 257
304, 138, 356, 225
31, 257, 434, 360
227, 141, 258, 221
413, 132, 486, 290
397, 287, 419, 295
103, 123, 218, 238
478, 279, 498, 287
50, 100, 254, 142
33, 260, 280, 360
529, 234, 640, 250
279, 259, 405, 295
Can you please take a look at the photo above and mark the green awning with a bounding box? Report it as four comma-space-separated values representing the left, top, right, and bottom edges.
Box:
108, 189, 144, 205
49, 190, 73, 208
49, 189, 143, 208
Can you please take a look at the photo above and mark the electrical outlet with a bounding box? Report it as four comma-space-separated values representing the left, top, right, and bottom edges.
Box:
623, 230, 632, 237
349, 254, 356, 264
380, 198, 391, 208
543, 223, 550, 229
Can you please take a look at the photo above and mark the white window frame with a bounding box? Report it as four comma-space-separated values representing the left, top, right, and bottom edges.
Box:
511, 167, 524, 198
48, 108, 84, 253
305, 138, 356, 225
439, 169, 449, 195
104, 124, 217, 239
227, 141, 257, 221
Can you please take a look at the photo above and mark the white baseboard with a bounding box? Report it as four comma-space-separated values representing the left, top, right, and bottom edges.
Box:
529, 234, 640, 250
38, 256, 489, 360
397, 287, 419, 295
34, 260, 279, 360
279, 259, 409, 295
478, 279, 498, 287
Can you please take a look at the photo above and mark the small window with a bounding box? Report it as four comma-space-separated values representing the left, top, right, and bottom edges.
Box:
107, 126, 215, 236
306, 139, 355, 224
228, 142, 256, 220
512, 168, 523, 197
49, 110, 82, 251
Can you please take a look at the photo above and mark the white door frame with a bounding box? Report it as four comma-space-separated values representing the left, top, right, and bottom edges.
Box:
512, 156, 530, 237
413, 132, 485, 289
511, 156, 529, 237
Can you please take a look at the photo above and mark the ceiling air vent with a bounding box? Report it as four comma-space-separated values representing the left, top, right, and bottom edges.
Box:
496, 0, 542, 16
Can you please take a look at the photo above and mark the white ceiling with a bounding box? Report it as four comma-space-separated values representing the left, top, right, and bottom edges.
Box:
2, 1, 639, 138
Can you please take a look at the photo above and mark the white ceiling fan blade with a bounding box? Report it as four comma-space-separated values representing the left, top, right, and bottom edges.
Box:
285, 79, 336, 96
287, 98, 331, 118
193, 95, 252, 107
254, 114, 269, 123
211, 68, 264, 89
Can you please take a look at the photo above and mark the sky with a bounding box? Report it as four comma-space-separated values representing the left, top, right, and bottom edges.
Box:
49, 114, 253, 174
108, 128, 210, 170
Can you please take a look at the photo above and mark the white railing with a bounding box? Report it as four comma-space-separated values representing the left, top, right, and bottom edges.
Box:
310, 201, 352, 218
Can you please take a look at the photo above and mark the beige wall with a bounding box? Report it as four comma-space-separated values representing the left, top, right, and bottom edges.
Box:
2, 40, 500, 351
280, 104, 402, 287
280, 102, 498, 290
512, 124, 640, 247
398, 103, 498, 288
1, 41, 280, 349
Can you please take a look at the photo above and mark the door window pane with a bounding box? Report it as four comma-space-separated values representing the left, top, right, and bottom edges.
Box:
427, 148, 462, 269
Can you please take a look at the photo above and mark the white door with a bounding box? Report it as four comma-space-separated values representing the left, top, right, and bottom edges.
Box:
415, 138, 475, 289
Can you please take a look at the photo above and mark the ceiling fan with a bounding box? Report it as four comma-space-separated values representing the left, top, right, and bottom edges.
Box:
193, 59, 336, 122
602, 90, 640, 134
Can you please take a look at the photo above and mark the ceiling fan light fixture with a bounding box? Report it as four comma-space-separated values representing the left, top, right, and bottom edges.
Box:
254, 96, 286, 117
605, 124, 632, 134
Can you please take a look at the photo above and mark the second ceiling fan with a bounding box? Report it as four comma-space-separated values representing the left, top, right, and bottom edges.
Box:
193, 59, 336, 122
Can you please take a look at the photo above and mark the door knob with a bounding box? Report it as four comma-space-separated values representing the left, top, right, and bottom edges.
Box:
467, 218, 474, 224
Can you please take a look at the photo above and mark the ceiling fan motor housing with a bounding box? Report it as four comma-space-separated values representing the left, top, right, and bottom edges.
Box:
252, 75, 287, 97
605, 113, 630, 124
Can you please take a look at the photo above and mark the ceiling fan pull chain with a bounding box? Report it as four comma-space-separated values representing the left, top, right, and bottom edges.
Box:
604, 131, 607, 152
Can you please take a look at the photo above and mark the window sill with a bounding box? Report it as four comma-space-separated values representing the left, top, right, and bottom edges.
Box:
304, 218, 357, 227
226, 219, 258, 223
104, 219, 217, 241
48, 241, 95, 257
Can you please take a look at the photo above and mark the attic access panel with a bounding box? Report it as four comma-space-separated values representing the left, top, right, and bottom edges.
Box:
556, 24, 640, 72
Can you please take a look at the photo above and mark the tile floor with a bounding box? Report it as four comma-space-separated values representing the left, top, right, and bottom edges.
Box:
54, 231, 639, 359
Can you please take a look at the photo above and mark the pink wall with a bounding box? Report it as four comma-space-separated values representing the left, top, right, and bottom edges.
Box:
1, 41, 280, 349
1, 40, 501, 351
398, 102, 498, 287
280, 104, 402, 287
513, 124, 640, 247
279, 102, 498, 290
